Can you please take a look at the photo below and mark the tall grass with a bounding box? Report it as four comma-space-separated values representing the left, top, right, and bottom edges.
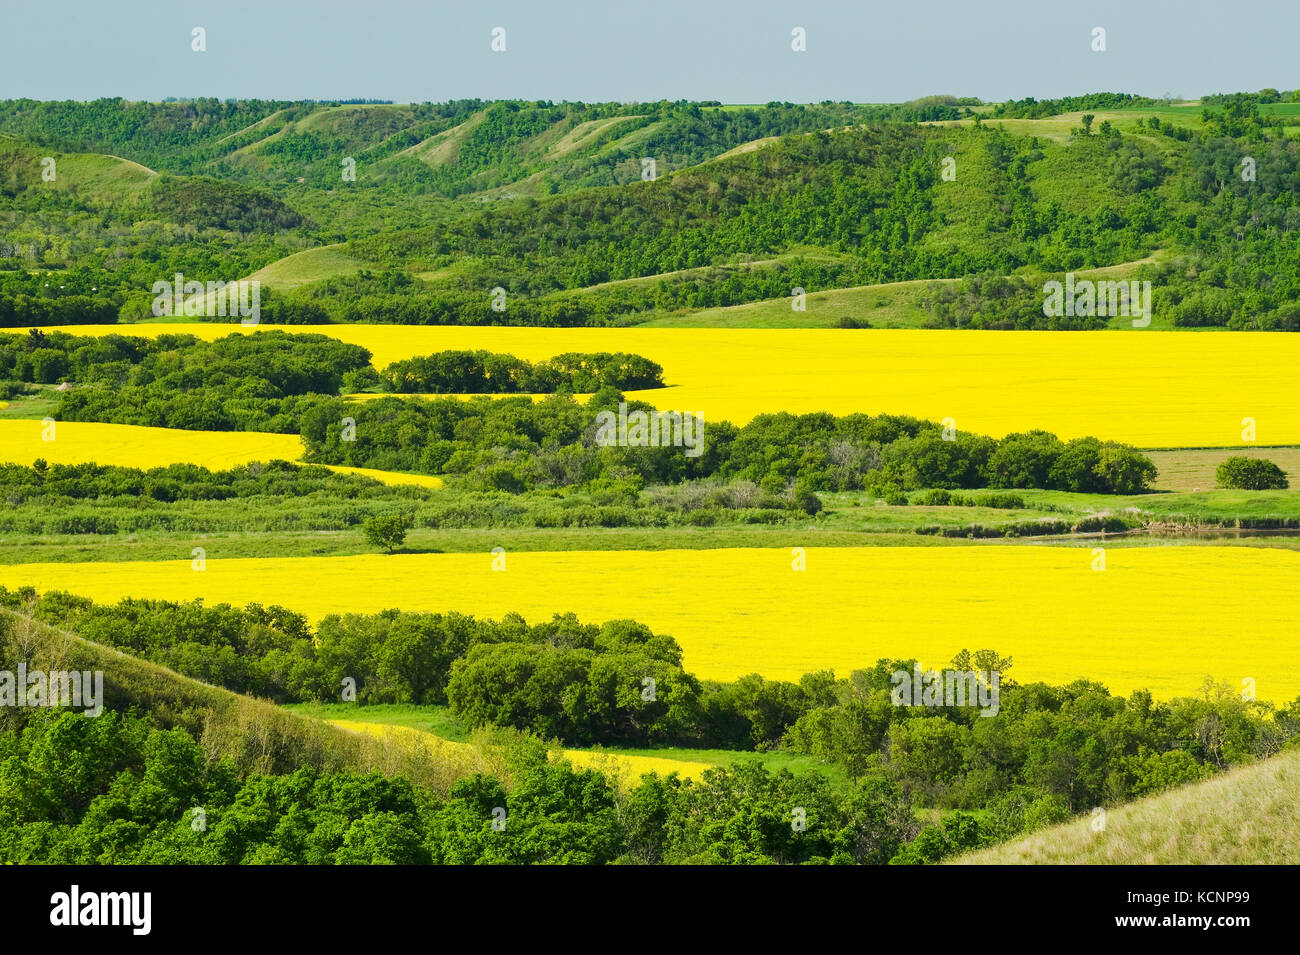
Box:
953, 748, 1300, 864
0, 606, 481, 795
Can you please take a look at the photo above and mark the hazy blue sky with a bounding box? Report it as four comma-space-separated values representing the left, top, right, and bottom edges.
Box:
1, 0, 1293, 103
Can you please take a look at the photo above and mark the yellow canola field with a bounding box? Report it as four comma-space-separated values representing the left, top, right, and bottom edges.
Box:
0, 419, 442, 488
0, 418, 301, 470
19, 324, 1300, 447
329, 719, 710, 783
2, 546, 1296, 702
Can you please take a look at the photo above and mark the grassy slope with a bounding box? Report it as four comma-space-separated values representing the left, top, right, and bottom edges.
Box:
3, 101, 1253, 332
240, 244, 365, 290
0, 137, 157, 202
635, 254, 1170, 328
0, 606, 484, 793
954, 746, 1300, 864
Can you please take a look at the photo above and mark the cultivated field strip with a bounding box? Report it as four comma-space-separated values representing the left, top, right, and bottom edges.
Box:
0, 419, 442, 487
3, 545, 1296, 700
23, 325, 1300, 447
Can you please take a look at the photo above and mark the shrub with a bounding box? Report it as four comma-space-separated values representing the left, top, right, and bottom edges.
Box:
969, 492, 1026, 509
913, 489, 951, 506
1216, 456, 1290, 490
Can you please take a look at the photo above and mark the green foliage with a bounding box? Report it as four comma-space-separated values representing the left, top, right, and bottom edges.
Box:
990, 93, 1160, 119
0, 708, 918, 865
3, 599, 1297, 865
5, 94, 1300, 331
303, 395, 1157, 495
361, 513, 409, 552
379, 350, 664, 393
0, 459, 810, 538
0, 330, 371, 432
148, 176, 309, 233
1216, 456, 1290, 490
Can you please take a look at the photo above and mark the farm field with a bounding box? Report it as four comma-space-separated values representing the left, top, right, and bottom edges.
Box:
0, 418, 301, 470
4, 544, 1297, 699
0, 419, 442, 487
16, 324, 1300, 446
1144, 446, 1300, 492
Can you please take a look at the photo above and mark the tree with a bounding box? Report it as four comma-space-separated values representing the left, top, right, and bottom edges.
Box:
362, 513, 410, 553
1216, 456, 1289, 490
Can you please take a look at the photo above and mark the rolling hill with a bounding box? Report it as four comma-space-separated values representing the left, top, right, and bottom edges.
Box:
3, 92, 1299, 332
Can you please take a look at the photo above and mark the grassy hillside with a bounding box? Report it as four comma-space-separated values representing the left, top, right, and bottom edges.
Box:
0, 605, 483, 793
954, 746, 1300, 864
4, 92, 1300, 331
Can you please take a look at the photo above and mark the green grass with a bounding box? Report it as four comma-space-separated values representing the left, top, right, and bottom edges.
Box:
282, 702, 846, 782
241, 244, 364, 290
0, 390, 58, 418
0, 525, 968, 565
5, 477, 1300, 565
636, 276, 935, 328
634, 254, 1173, 328
926, 104, 1211, 146
0, 138, 156, 204
1144, 446, 1300, 491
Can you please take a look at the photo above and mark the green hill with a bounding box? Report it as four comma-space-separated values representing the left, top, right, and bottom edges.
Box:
4, 92, 1300, 331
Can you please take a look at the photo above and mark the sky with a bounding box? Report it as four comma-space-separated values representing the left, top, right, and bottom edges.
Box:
0, 0, 1294, 104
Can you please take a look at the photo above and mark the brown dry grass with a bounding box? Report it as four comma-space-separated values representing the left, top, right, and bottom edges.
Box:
953, 747, 1300, 864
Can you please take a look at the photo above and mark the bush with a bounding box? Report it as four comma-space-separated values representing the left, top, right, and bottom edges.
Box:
913, 489, 951, 506
965, 492, 1026, 509
791, 480, 824, 515
1216, 456, 1290, 490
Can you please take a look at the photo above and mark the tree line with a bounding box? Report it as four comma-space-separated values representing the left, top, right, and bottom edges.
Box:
302, 393, 1158, 495
375, 350, 665, 393
2, 329, 372, 432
